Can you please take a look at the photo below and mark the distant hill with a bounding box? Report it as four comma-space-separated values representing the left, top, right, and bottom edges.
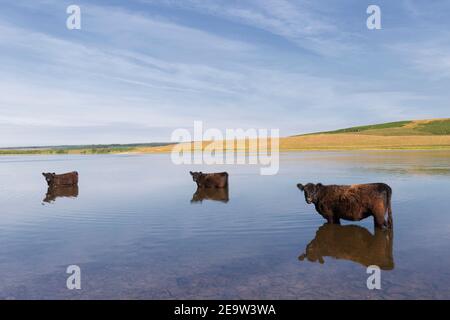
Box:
280, 118, 450, 150
2, 119, 450, 155
133, 118, 450, 153
298, 118, 450, 136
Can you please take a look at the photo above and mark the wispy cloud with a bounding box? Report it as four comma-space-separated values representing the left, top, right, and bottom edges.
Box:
141, 0, 358, 56
392, 40, 450, 79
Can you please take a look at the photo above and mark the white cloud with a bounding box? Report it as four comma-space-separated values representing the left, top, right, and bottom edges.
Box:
390, 37, 450, 79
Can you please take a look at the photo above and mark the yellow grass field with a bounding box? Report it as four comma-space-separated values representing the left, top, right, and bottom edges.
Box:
133, 134, 450, 154
279, 134, 450, 150
134, 119, 450, 153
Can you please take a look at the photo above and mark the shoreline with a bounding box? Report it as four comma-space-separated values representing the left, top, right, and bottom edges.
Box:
2, 145, 450, 156
3, 132, 450, 155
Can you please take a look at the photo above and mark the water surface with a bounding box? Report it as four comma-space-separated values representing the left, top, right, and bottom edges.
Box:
0, 151, 449, 299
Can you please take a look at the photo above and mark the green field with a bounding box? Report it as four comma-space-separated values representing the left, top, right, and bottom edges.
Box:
416, 119, 450, 135
313, 120, 412, 134
300, 118, 450, 136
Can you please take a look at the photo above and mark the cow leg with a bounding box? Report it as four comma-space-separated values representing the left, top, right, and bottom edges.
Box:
387, 204, 393, 229
373, 214, 386, 229
326, 216, 340, 224
372, 202, 388, 229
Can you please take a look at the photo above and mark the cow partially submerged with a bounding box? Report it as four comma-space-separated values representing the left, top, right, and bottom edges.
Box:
42, 171, 78, 187
297, 182, 393, 228
191, 186, 229, 203
190, 171, 228, 188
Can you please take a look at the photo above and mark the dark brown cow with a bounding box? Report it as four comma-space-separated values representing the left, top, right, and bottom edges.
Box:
191, 186, 229, 203
297, 182, 392, 228
43, 185, 79, 203
42, 171, 78, 187
298, 223, 394, 270
190, 171, 228, 188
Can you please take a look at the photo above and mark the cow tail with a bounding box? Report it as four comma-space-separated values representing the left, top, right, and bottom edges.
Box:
386, 185, 393, 228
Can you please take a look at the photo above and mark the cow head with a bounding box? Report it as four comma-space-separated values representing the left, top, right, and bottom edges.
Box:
42, 172, 56, 186
190, 171, 204, 183
299, 242, 325, 264
297, 183, 322, 204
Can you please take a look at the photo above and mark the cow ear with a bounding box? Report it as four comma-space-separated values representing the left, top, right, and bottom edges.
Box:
190, 171, 193, 175
297, 183, 304, 191
52, 172, 55, 175
42, 173, 46, 176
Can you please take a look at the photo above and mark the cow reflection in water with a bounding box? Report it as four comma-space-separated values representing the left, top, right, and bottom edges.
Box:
299, 223, 394, 270
191, 187, 229, 203
43, 185, 79, 203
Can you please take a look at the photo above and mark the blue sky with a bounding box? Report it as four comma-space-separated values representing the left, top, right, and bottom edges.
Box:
0, 0, 449, 147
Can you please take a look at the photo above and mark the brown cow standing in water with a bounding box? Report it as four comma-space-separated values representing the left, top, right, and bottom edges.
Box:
43, 185, 79, 203
191, 187, 229, 203
298, 223, 394, 270
190, 171, 228, 188
296, 183, 392, 228
42, 171, 78, 187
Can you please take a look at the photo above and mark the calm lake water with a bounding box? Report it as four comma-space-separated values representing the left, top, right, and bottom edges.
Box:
0, 151, 450, 299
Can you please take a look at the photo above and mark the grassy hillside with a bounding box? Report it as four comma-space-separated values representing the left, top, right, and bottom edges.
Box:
145, 118, 450, 152
2, 119, 450, 155
416, 119, 450, 135
278, 118, 450, 150
311, 120, 413, 135
131, 119, 450, 153
274, 118, 450, 150
303, 119, 450, 136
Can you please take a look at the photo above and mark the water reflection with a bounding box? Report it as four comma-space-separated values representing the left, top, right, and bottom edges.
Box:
191, 187, 229, 203
43, 185, 79, 203
299, 223, 394, 270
